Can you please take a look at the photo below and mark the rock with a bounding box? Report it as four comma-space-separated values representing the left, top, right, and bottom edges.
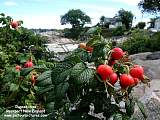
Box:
132, 91, 160, 120
129, 51, 160, 61
132, 80, 160, 120
146, 51, 160, 60
129, 52, 152, 61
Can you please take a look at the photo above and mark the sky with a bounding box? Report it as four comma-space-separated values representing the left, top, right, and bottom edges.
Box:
0, 0, 156, 29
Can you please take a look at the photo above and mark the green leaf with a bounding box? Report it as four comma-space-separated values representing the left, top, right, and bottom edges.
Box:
37, 77, 52, 87
51, 62, 73, 85
37, 85, 54, 95
9, 83, 19, 91
37, 70, 52, 81
46, 90, 55, 103
136, 100, 147, 119
113, 114, 123, 120
76, 68, 95, 85
64, 54, 82, 64
46, 102, 55, 112
20, 67, 34, 76
125, 99, 135, 117
86, 35, 101, 47
0, 13, 5, 16
20, 85, 29, 92
69, 48, 90, 62
3, 71, 14, 82
70, 62, 86, 78
91, 43, 110, 61
55, 82, 69, 98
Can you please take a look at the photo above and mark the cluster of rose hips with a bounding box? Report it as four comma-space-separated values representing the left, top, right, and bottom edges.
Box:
96, 47, 144, 89
15, 58, 36, 85
78, 43, 93, 53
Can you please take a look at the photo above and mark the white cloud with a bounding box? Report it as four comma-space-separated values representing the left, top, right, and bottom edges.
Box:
4, 1, 17, 6
18, 15, 71, 29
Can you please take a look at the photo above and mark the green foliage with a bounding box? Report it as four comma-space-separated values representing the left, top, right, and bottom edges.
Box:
117, 9, 134, 29
0, 13, 56, 120
136, 22, 146, 29
61, 9, 91, 28
120, 29, 160, 54
61, 9, 91, 39
138, 0, 160, 13
112, 26, 126, 36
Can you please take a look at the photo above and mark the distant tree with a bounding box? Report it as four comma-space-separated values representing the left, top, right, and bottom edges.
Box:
117, 9, 134, 29
60, 9, 91, 39
136, 22, 146, 29
138, 0, 160, 13
100, 16, 105, 26
60, 9, 91, 29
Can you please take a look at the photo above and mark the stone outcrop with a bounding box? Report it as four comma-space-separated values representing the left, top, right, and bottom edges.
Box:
129, 52, 160, 119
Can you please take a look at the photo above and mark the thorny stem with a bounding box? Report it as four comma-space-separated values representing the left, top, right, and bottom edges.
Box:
123, 65, 130, 74
104, 50, 112, 65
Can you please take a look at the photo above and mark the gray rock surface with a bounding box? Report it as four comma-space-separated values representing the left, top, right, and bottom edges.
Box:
130, 52, 160, 120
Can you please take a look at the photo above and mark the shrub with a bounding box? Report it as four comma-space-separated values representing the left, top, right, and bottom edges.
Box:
120, 29, 152, 54
112, 26, 126, 36
136, 22, 146, 29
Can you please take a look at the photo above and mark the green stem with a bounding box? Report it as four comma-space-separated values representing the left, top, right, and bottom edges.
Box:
123, 65, 130, 74
94, 73, 103, 83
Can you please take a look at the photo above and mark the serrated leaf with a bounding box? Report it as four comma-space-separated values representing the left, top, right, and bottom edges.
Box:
37, 85, 54, 94
51, 63, 73, 85
112, 114, 123, 120
20, 67, 33, 76
86, 27, 99, 35
70, 63, 86, 78
64, 55, 82, 65
37, 77, 52, 87
34, 64, 48, 70
55, 82, 69, 98
3, 72, 14, 82
91, 43, 109, 61
136, 100, 147, 119
76, 68, 95, 85
9, 83, 19, 91
37, 70, 52, 81
69, 48, 90, 62
86, 35, 101, 47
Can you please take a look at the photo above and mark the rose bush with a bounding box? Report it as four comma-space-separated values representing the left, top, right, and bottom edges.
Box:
0, 14, 150, 120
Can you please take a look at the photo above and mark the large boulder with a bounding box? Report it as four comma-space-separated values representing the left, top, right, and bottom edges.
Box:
129, 52, 160, 119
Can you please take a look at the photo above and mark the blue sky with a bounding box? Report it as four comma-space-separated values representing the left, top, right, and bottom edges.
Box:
0, 0, 156, 29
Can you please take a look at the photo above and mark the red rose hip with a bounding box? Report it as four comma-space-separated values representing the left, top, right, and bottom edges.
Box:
109, 73, 118, 85
120, 74, 134, 88
130, 65, 144, 79
97, 64, 113, 81
111, 47, 124, 60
